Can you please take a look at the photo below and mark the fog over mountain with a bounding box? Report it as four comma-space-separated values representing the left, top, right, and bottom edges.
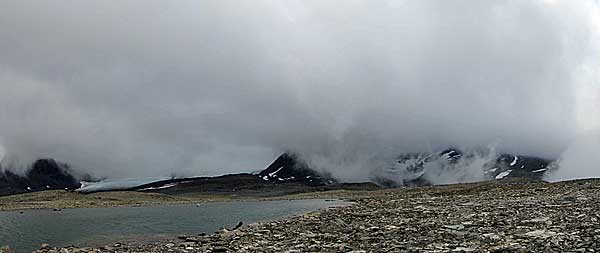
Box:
0, 1, 599, 181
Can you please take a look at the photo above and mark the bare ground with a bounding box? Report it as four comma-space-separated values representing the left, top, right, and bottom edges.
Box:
4, 178, 600, 252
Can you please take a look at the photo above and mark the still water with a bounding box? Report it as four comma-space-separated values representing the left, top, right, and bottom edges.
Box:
0, 199, 344, 253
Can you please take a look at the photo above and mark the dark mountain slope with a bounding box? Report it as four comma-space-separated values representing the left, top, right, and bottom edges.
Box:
257, 153, 336, 186
0, 149, 554, 197
0, 159, 81, 196
128, 154, 369, 196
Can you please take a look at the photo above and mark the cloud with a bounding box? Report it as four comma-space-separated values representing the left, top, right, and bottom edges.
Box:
0, 1, 598, 180
545, 131, 600, 182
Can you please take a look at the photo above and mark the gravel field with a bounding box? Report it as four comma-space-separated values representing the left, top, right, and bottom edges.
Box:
13, 178, 600, 252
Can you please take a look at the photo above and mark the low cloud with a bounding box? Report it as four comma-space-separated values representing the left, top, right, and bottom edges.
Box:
545, 131, 600, 182
0, 1, 598, 181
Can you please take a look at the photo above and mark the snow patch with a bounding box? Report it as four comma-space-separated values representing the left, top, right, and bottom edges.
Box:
510, 156, 519, 166
76, 178, 167, 193
268, 167, 284, 177
140, 183, 178, 191
495, 170, 512, 179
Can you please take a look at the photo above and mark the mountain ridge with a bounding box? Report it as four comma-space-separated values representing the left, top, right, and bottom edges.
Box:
0, 149, 556, 196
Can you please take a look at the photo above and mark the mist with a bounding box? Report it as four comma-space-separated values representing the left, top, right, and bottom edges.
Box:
545, 131, 600, 182
0, 1, 599, 181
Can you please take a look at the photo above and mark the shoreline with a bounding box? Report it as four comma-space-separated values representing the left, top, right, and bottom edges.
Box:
0, 188, 368, 212
1, 198, 352, 253
28, 178, 600, 252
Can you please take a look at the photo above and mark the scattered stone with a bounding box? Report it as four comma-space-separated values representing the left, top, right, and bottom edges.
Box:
32, 178, 600, 253
443, 225, 465, 230
452, 247, 476, 252
0, 246, 14, 253
524, 230, 558, 239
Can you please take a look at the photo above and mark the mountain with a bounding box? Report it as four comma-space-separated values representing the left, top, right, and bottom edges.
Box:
0, 159, 81, 196
372, 148, 553, 187
0, 150, 554, 197
128, 149, 553, 196
493, 154, 551, 179
126, 153, 349, 196
256, 153, 336, 186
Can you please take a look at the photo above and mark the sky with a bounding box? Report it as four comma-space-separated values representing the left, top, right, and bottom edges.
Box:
0, 0, 599, 181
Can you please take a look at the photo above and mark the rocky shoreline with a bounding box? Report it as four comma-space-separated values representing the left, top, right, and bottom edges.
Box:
24, 178, 600, 252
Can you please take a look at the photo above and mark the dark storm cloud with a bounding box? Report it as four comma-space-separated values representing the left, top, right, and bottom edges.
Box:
0, 1, 598, 180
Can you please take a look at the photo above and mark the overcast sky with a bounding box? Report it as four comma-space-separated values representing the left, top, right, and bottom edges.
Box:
0, 1, 599, 180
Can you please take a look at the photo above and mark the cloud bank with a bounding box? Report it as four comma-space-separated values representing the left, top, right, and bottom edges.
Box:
0, 1, 598, 180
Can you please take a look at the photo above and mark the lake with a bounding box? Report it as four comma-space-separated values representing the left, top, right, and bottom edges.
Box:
0, 199, 345, 253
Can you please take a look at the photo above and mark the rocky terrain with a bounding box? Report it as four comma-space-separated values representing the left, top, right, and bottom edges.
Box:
30, 178, 600, 252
